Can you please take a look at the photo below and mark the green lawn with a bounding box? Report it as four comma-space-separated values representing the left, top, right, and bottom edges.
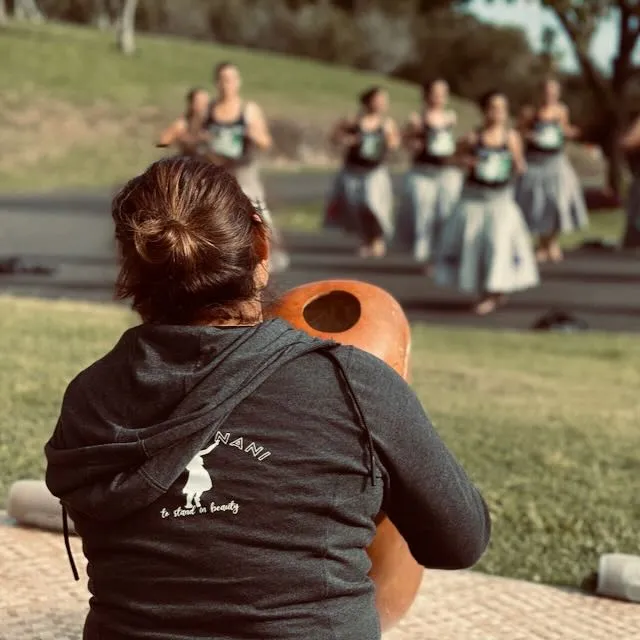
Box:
0, 21, 477, 192
1, 296, 638, 587
275, 202, 627, 249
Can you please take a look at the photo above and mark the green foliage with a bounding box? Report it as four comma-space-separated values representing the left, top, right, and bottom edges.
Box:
487, 1, 640, 192
397, 9, 548, 106
0, 295, 638, 586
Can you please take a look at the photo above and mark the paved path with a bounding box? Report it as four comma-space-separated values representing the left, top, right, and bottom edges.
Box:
1, 180, 639, 332
1, 515, 638, 640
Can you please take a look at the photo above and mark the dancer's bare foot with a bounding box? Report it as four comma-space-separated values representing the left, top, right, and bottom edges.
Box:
549, 242, 564, 262
535, 248, 549, 263
370, 237, 386, 258
473, 295, 501, 316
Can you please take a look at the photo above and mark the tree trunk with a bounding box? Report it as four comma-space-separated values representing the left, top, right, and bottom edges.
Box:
13, 0, 45, 23
606, 143, 624, 198
601, 107, 627, 198
93, 0, 112, 30
117, 0, 139, 55
0, 0, 8, 25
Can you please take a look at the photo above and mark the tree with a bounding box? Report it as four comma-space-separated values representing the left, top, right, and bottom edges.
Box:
116, 0, 139, 54
93, 0, 115, 30
494, 0, 640, 195
0, 0, 7, 25
13, 0, 45, 22
328, 0, 470, 14
394, 8, 545, 109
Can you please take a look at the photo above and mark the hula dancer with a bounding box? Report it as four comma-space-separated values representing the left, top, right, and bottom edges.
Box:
156, 88, 210, 156
516, 78, 588, 262
324, 87, 400, 257
396, 79, 463, 267
434, 90, 539, 316
202, 61, 289, 272
620, 115, 640, 249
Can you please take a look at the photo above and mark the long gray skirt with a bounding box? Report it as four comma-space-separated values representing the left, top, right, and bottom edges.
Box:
434, 185, 540, 295
622, 177, 640, 249
232, 163, 290, 272
516, 152, 589, 236
324, 165, 394, 241
395, 165, 464, 261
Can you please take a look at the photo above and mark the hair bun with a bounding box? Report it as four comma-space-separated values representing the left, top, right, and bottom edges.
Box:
132, 216, 199, 267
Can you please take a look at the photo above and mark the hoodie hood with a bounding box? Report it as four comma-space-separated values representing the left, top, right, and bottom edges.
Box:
45, 319, 336, 522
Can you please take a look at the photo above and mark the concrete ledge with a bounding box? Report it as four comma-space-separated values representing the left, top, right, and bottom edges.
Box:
1, 516, 638, 640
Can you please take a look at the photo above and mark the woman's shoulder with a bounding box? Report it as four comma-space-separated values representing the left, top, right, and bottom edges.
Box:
61, 330, 133, 405
338, 345, 413, 394
279, 342, 408, 391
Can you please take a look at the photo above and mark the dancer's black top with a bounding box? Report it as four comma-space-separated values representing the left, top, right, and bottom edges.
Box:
204, 102, 252, 166
413, 122, 457, 166
344, 122, 388, 169
45, 320, 490, 640
526, 114, 564, 154
467, 128, 514, 189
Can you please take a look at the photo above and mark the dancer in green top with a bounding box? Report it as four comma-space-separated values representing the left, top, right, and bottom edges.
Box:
201, 61, 289, 273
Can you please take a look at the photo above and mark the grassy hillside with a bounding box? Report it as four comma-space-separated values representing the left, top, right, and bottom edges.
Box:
0, 21, 478, 192
1, 295, 638, 586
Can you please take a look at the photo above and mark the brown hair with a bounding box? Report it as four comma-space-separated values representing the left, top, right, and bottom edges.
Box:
421, 78, 448, 100
359, 86, 383, 110
214, 61, 236, 80
185, 86, 207, 120
112, 156, 269, 324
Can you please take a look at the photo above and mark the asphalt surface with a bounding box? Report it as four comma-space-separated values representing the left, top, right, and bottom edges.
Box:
1, 171, 639, 333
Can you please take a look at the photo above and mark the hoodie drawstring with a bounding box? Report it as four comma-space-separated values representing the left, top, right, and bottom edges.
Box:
62, 504, 80, 581
322, 350, 377, 487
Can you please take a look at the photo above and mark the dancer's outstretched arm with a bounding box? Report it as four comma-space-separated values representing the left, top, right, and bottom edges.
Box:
402, 112, 422, 152
384, 117, 401, 151
156, 118, 187, 148
620, 116, 640, 150
246, 102, 272, 151
453, 132, 477, 170
558, 103, 580, 139
508, 129, 528, 175
329, 118, 358, 147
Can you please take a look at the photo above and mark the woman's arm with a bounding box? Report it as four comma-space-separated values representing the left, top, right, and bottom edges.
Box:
156, 118, 187, 148
620, 116, 640, 151
384, 117, 401, 151
402, 112, 423, 152
330, 118, 358, 147
346, 350, 492, 570
508, 129, 528, 175
453, 132, 477, 171
558, 103, 580, 139
245, 101, 273, 151
516, 105, 535, 142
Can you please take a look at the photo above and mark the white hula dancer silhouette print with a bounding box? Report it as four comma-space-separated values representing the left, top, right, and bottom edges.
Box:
182, 441, 220, 508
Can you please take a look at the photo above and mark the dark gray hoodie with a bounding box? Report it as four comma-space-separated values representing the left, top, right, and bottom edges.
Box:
45, 318, 490, 640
